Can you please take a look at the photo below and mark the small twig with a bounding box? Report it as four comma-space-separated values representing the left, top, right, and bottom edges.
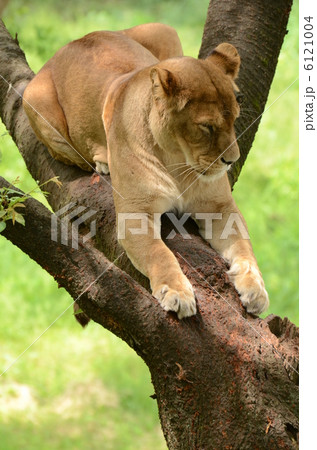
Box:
266, 417, 272, 434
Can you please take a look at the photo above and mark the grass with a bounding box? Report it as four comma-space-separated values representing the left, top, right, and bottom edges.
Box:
0, 0, 298, 448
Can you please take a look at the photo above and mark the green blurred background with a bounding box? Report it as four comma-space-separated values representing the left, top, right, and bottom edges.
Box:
0, 1, 298, 448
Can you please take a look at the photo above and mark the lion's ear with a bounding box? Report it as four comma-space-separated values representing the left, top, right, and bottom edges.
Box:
206, 43, 240, 80
150, 67, 180, 100
150, 67, 187, 112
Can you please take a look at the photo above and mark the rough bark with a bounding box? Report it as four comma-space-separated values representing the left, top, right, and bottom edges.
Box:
0, 3, 298, 448
199, 0, 294, 187
0, 176, 299, 449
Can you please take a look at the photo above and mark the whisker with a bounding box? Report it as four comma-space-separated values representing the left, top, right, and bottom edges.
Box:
169, 164, 191, 175
165, 162, 189, 168
182, 170, 196, 182
174, 167, 195, 179
176, 163, 203, 181
169, 162, 201, 176
182, 168, 201, 183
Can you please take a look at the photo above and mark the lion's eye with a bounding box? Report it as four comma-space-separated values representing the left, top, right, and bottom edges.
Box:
199, 124, 214, 135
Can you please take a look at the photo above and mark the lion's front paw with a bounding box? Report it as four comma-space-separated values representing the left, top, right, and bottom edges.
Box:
227, 260, 269, 315
153, 280, 196, 320
95, 161, 110, 175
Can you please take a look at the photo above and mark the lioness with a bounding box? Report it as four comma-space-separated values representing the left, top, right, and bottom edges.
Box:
23, 23, 269, 319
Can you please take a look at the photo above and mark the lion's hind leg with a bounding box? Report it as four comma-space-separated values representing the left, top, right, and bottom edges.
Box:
23, 69, 92, 172
122, 23, 183, 61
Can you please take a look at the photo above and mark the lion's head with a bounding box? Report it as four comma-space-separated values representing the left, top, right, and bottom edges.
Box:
149, 43, 241, 181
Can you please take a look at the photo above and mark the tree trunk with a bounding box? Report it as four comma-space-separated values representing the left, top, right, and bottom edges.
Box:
0, 1, 298, 447
0, 176, 299, 449
199, 0, 294, 187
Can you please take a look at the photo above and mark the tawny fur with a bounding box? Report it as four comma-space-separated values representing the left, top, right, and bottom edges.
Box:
23, 23, 269, 319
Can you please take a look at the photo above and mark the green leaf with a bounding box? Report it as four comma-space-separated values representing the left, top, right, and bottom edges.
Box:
0, 210, 6, 218
14, 212, 25, 226
9, 196, 27, 206
6, 189, 22, 196
0, 221, 6, 233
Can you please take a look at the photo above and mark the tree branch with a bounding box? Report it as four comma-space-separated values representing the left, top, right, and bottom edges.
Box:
0, 16, 298, 449
0, 176, 161, 352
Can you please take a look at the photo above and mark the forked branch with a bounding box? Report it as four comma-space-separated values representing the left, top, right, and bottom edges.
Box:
0, 11, 298, 448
